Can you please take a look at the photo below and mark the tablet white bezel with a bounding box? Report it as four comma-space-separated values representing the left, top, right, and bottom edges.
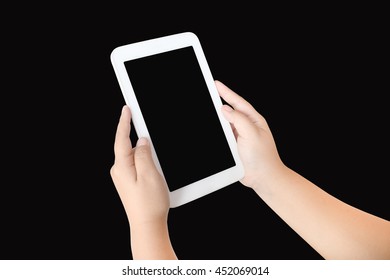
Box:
111, 32, 244, 207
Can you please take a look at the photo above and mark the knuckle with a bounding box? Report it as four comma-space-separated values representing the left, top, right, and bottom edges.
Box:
135, 146, 149, 158
110, 165, 117, 178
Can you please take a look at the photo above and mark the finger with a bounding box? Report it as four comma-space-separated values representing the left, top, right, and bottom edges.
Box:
215, 80, 265, 126
113, 105, 133, 163
230, 123, 239, 139
133, 137, 159, 178
222, 105, 260, 140
215, 80, 253, 111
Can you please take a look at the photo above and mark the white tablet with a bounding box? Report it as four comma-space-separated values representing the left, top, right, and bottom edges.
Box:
110, 32, 244, 207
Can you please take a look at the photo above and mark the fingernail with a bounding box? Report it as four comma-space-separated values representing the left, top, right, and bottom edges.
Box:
223, 105, 233, 112
136, 137, 148, 146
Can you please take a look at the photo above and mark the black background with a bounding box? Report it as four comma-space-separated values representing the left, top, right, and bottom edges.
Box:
2, 4, 388, 260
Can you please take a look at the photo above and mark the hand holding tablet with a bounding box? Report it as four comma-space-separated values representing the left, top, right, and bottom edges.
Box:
110, 33, 390, 260
111, 32, 244, 207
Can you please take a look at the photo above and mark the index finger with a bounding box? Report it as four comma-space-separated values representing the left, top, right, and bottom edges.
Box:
215, 80, 265, 125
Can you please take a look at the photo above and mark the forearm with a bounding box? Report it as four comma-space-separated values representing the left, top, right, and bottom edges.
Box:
252, 166, 390, 259
130, 222, 177, 260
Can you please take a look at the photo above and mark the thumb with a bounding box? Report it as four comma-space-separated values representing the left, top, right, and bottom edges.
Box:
134, 138, 159, 176
222, 105, 259, 140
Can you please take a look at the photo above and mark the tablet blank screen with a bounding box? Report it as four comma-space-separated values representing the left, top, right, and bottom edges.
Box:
124, 46, 236, 192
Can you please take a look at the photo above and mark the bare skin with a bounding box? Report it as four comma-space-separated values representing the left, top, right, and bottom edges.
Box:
110, 106, 176, 260
216, 80, 390, 259
110, 81, 390, 260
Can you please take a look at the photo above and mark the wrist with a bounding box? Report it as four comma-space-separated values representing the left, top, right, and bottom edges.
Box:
130, 219, 175, 260
249, 163, 290, 195
130, 218, 168, 235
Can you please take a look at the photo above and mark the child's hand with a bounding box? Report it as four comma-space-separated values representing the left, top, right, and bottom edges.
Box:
110, 105, 176, 259
216, 81, 286, 190
217, 81, 390, 260
110, 105, 170, 227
